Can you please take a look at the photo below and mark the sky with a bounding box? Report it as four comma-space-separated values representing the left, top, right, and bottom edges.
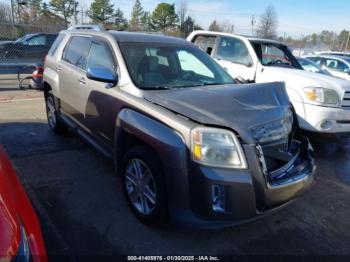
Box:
81, 0, 350, 37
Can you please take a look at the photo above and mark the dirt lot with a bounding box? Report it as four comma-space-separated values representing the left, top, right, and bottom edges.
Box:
0, 87, 350, 261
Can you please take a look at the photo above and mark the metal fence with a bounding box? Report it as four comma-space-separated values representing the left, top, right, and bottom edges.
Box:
0, 22, 65, 89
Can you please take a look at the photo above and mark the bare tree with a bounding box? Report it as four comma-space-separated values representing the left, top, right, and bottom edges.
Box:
220, 20, 234, 33
257, 5, 278, 39
0, 2, 12, 22
209, 20, 221, 32
178, 0, 187, 26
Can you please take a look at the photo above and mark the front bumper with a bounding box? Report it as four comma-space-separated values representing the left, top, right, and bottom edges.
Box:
296, 102, 350, 133
169, 137, 315, 228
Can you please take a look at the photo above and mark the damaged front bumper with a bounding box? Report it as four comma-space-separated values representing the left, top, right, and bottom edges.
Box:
169, 136, 315, 228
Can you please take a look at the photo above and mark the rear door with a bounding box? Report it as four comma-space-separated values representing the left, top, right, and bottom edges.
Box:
58, 35, 92, 125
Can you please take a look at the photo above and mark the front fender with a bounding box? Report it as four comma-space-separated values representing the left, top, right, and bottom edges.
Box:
114, 108, 191, 210
115, 108, 188, 169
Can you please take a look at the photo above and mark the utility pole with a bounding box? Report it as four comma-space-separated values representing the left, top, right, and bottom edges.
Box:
345, 31, 350, 52
250, 15, 256, 36
10, 0, 15, 24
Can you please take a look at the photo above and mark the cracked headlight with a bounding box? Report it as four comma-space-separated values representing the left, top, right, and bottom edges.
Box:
303, 87, 339, 106
252, 108, 293, 143
191, 127, 247, 169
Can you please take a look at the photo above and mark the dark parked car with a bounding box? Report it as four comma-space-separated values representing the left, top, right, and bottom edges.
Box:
0, 33, 57, 61
43, 30, 315, 227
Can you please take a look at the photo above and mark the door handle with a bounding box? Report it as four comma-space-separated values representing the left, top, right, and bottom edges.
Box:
78, 76, 86, 85
56, 65, 62, 72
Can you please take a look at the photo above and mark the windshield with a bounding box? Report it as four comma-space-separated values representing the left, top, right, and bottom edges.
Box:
251, 41, 302, 69
119, 42, 235, 90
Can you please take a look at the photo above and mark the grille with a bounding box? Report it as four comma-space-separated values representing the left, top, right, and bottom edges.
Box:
342, 92, 350, 107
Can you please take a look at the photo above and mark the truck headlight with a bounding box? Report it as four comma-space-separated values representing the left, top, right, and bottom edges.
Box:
191, 127, 247, 169
303, 87, 339, 106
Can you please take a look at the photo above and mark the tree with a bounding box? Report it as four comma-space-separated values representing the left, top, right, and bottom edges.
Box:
141, 11, 151, 30
29, 0, 43, 21
130, 0, 144, 27
88, 0, 114, 24
220, 20, 234, 33
50, 0, 78, 26
0, 2, 12, 22
209, 20, 222, 32
257, 5, 278, 39
182, 16, 202, 37
151, 3, 178, 31
178, 0, 187, 35
114, 8, 128, 30
311, 33, 318, 46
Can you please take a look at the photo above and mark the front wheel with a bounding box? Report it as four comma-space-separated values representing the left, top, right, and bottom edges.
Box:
45, 92, 69, 134
121, 146, 168, 225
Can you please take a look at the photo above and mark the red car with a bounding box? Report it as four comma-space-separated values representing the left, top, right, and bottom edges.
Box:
0, 145, 47, 262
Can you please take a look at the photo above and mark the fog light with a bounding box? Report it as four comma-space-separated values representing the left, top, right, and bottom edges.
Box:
211, 185, 225, 212
320, 120, 333, 130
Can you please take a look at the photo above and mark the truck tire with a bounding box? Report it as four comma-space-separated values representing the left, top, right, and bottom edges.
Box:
45, 92, 69, 135
121, 145, 168, 225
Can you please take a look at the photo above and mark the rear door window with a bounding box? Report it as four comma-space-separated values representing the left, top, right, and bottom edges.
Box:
49, 34, 65, 56
325, 58, 349, 72
27, 35, 47, 46
193, 35, 217, 55
215, 37, 253, 66
62, 36, 92, 70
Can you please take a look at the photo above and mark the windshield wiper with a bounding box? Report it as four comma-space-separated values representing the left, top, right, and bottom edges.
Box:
143, 85, 172, 90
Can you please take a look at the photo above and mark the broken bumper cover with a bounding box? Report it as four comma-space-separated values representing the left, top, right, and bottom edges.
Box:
169, 137, 315, 228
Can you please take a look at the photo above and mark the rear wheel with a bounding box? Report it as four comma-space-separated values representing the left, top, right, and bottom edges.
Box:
45, 92, 69, 134
121, 146, 168, 224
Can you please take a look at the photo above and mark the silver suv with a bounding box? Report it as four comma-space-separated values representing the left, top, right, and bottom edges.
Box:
43, 30, 315, 227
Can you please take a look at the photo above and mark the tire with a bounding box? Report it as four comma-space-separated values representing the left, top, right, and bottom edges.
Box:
121, 145, 168, 224
45, 91, 69, 135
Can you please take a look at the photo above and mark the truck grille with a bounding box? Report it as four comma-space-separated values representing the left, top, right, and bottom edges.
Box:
342, 92, 350, 107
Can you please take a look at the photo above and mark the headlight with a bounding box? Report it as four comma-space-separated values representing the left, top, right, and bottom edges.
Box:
252, 108, 293, 143
191, 127, 247, 169
303, 87, 339, 106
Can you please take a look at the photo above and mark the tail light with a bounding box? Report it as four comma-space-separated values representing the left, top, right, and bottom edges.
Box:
32, 66, 44, 78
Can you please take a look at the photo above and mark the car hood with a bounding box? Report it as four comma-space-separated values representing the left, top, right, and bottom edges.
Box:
144, 82, 291, 143
262, 66, 350, 93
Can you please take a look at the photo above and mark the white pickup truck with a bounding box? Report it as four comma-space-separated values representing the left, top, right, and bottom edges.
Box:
187, 31, 350, 133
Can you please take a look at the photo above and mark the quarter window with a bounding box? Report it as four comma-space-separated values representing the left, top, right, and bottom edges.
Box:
215, 37, 253, 66
62, 36, 91, 70
49, 34, 65, 56
86, 41, 116, 71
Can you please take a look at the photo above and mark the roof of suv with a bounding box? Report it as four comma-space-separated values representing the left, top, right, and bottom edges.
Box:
64, 29, 192, 46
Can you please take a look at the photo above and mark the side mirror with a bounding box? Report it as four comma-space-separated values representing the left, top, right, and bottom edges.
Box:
344, 68, 350, 75
86, 67, 118, 86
